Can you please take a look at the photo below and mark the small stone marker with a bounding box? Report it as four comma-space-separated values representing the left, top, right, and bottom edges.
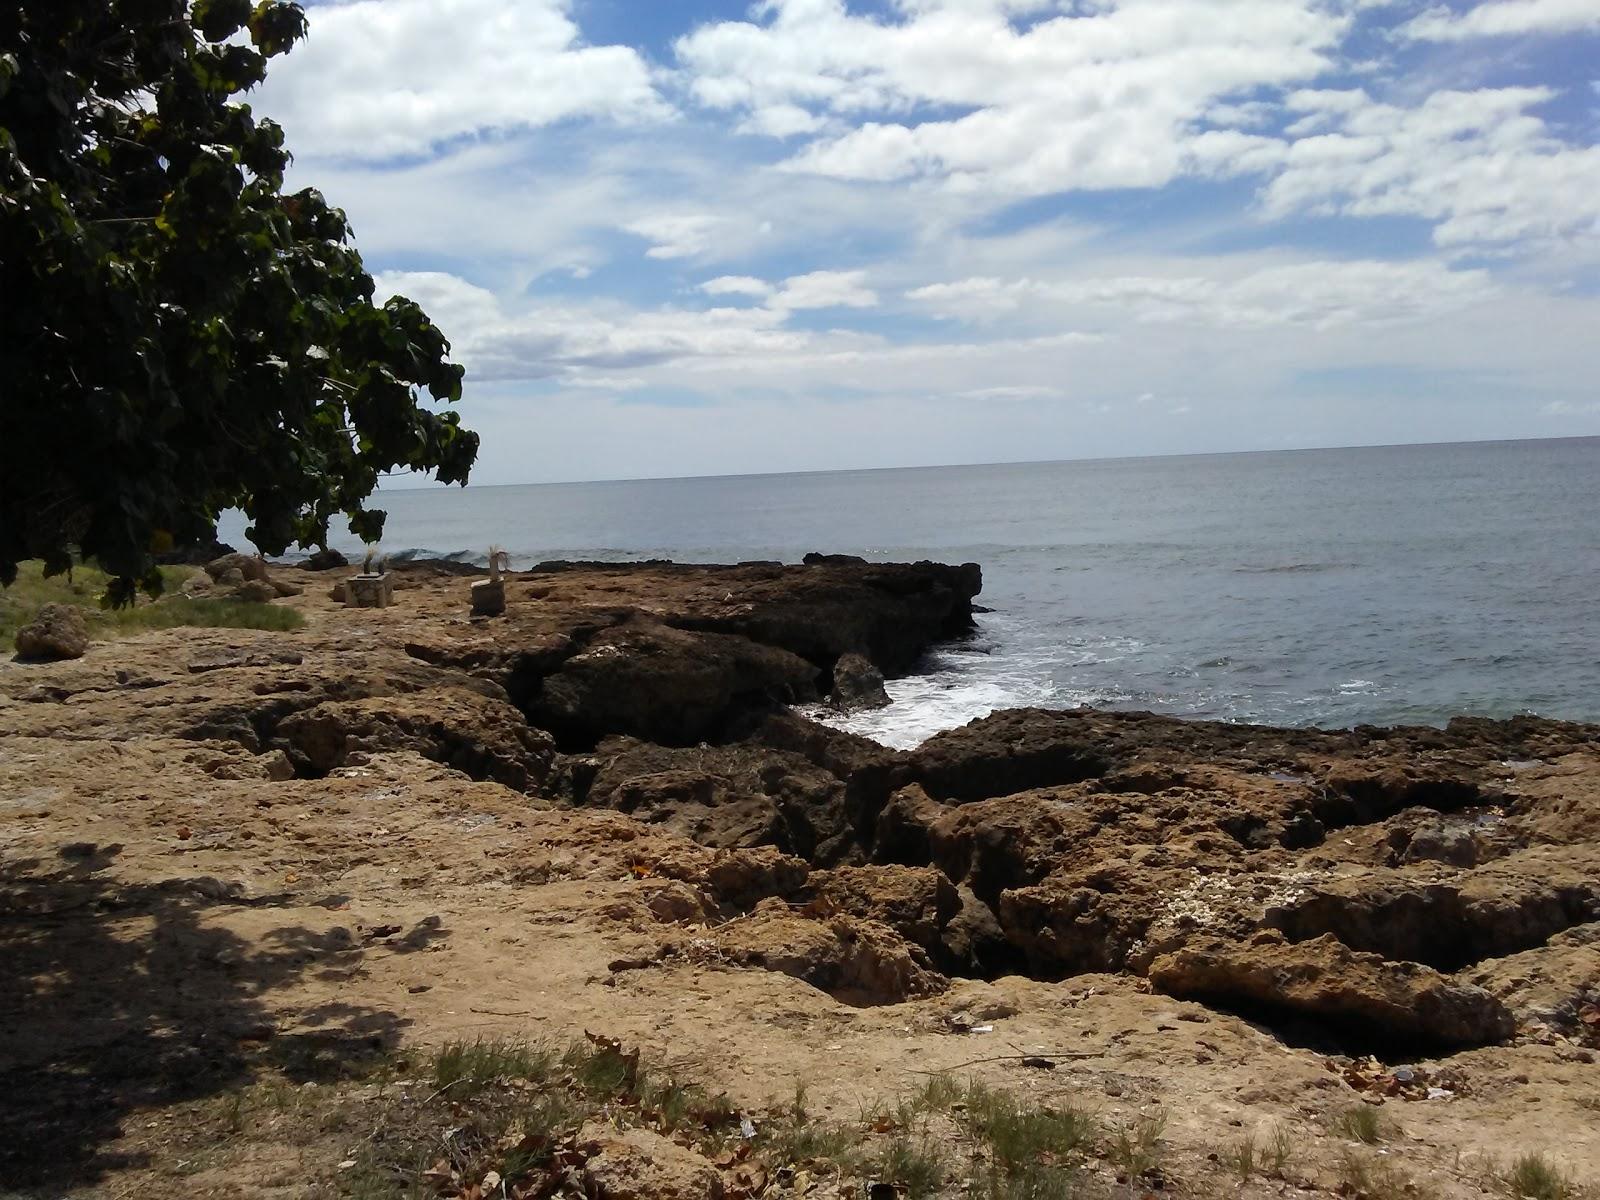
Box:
470, 547, 510, 617
345, 571, 393, 608
470, 577, 505, 616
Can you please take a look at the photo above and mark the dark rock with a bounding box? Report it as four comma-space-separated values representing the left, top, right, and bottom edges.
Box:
581, 734, 861, 864
906, 709, 1114, 802
830, 652, 890, 711
522, 617, 818, 748
663, 558, 982, 677
941, 884, 1015, 976
154, 530, 235, 565
305, 547, 349, 571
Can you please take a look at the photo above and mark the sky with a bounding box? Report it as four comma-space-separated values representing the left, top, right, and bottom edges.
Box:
252, 0, 1600, 485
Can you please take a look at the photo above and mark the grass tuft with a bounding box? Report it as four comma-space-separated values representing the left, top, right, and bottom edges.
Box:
432, 1037, 557, 1097
959, 1080, 1097, 1170
967, 1163, 1086, 1200
877, 1134, 946, 1199
1336, 1103, 1386, 1145
1336, 1147, 1434, 1200
1505, 1152, 1577, 1200
1107, 1109, 1167, 1178
1225, 1135, 1261, 1182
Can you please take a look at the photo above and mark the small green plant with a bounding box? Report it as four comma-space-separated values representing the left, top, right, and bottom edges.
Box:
1505, 1152, 1576, 1200
222, 1090, 246, 1134
1265, 1123, 1296, 1177
1336, 1103, 1386, 1145
960, 1080, 1096, 1169
1225, 1135, 1260, 1182
790, 1079, 810, 1124
1107, 1109, 1167, 1178
915, 1072, 962, 1112
878, 1134, 946, 1199
432, 1037, 557, 1096
1336, 1148, 1434, 1200
967, 1163, 1085, 1200
756, 1079, 864, 1169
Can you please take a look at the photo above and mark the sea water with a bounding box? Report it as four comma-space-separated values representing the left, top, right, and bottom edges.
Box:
219, 437, 1600, 747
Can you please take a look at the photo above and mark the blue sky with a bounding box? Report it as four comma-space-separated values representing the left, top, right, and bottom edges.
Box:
255, 0, 1600, 484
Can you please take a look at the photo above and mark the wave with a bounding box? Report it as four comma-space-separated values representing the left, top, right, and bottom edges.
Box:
1232, 562, 1354, 574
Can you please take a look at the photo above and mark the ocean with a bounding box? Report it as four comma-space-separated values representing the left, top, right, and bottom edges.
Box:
219, 437, 1600, 748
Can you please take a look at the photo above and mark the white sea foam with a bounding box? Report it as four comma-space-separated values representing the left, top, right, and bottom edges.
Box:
804, 615, 1122, 749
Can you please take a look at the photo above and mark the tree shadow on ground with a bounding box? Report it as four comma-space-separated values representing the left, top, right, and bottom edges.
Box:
0, 845, 424, 1192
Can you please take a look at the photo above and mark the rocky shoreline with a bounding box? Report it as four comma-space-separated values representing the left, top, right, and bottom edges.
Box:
2, 555, 1596, 1195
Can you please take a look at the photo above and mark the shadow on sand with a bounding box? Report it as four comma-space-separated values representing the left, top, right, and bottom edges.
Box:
0, 845, 433, 1192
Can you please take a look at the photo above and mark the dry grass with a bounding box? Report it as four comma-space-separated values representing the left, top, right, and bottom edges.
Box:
1335, 1102, 1387, 1145
2, 560, 300, 650
1336, 1147, 1436, 1200
1502, 1152, 1580, 1200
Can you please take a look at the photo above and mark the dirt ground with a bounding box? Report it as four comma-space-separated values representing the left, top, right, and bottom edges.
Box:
0, 562, 1594, 1199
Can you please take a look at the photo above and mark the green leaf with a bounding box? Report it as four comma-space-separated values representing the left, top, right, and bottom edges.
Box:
0, 0, 475, 600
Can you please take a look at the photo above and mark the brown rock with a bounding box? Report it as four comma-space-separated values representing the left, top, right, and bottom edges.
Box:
204, 552, 268, 583
233, 580, 277, 603
702, 846, 810, 909
1148, 932, 1515, 1047
581, 735, 860, 863
807, 864, 958, 953
580, 1125, 724, 1200
1264, 851, 1600, 970
278, 686, 554, 790
14, 604, 90, 661
1464, 922, 1600, 1044
712, 897, 947, 1003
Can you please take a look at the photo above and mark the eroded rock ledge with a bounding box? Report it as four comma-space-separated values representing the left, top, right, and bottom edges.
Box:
4, 555, 1596, 1060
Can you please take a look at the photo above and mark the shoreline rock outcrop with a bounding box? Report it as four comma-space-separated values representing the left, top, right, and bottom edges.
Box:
4, 555, 1597, 1060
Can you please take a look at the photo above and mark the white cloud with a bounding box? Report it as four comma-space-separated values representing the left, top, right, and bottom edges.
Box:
1263, 88, 1600, 247
701, 270, 879, 308
1401, 0, 1600, 42
626, 214, 728, 259
700, 275, 776, 298
909, 259, 1497, 328
738, 103, 829, 137
382, 279, 804, 380
257, 0, 669, 160
769, 269, 879, 310
676, 0, 1349, 194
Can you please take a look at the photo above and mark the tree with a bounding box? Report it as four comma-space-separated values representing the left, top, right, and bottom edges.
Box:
0, 0, 479, 605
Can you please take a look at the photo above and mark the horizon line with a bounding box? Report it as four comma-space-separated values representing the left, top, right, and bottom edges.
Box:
380, 432, 1600, 492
